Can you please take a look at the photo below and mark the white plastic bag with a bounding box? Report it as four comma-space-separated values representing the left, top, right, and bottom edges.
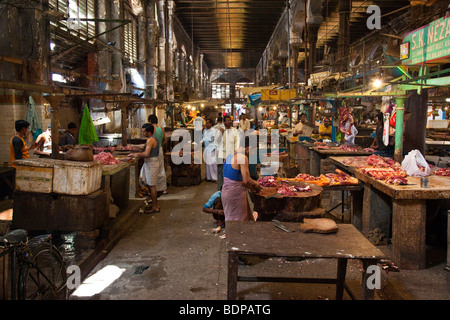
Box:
401, 149, 430, 177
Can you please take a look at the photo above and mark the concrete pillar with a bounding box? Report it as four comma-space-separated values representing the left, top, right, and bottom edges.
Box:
157, 0, 167, 98
0, 2, 51, 84
166, 0, 175, 101
111, 0, 122, 84
307, 25, 319, 76
97, 0, 112, 84
337, 0, 351, 71
145, 1, 157, 99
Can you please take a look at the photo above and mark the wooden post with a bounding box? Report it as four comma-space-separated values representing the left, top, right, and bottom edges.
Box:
121, 103, 129, 146
392, 199, 426, 269
44, 93, 65, 159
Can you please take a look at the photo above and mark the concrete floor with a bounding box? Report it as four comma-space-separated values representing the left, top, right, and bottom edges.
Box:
64, 177, 450, 301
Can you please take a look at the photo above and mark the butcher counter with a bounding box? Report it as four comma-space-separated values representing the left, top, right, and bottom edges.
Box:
330, 156, 450, 270
11, 158, 133, 244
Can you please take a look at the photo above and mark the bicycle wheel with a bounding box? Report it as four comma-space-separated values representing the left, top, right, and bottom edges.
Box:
18, 243, 68, 300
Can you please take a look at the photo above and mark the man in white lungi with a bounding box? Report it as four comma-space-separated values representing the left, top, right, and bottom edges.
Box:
127, 123, 161, 214
202, 118, 217, 182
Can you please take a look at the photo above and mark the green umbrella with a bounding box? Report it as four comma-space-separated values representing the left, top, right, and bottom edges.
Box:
78, 104, 98, 145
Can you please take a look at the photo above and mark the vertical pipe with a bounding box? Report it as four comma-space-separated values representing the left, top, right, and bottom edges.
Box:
394, 97, 405, 163
304, 0, 308, 83
287, 0, 291, 88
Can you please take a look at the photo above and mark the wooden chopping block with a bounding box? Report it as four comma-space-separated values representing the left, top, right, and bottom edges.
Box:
299, 218, 338, 234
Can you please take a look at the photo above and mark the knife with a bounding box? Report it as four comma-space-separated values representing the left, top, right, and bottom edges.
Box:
272, 219, 296, 232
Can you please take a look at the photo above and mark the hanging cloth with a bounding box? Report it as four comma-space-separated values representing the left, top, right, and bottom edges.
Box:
382, 112, 390, 146
78, 104, 99, 145
25, 96, 43, 140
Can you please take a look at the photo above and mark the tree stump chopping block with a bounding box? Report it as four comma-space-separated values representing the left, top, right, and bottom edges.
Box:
251, 182, 323, 221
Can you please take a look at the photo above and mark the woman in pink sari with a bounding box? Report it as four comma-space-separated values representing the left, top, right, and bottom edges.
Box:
221, 136, 261, 221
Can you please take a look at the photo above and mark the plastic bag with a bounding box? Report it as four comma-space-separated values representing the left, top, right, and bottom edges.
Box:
78, 105, 99, 145
401, 149, 430, 177
389, 110, 397, 127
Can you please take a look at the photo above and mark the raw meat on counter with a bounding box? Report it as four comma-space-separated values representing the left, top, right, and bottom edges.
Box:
276, 184, 312, 196
325, 169, 359, 185
435, 167, 450, 176
338, 144, 358, 152
361, 167, 407, 180
258, 175, 277, 187
384, 175, 408, 185
366, 154, 399, 168
94, 152, 121, 165
293, 173, 331, 186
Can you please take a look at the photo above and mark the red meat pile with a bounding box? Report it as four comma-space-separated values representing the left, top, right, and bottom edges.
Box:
435, 167, 450, 176
361, 168, 407, 180
384, 176, 408, 185
366, 154, 399, 168
94, 152, 121, 165
258, 176, 277, 187
339, 145, 358, 152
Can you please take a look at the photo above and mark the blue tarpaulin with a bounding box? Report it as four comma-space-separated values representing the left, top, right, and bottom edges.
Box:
248, 94, 261, 106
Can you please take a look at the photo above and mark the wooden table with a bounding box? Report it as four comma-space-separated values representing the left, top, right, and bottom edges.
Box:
310, 147, 372, 176
330, 156, 450, 269
226, 221, 387, 300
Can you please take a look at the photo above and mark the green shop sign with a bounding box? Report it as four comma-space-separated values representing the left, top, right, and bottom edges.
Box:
401, 14, 450, 65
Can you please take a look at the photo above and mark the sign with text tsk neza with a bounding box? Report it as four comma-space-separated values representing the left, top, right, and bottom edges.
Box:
401, 14, 450, 65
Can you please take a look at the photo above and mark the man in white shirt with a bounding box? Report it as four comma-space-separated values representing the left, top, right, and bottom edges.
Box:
214, 115, 240, 190
238, 113, 251, 132
293, 113, 312, 138
202, 118, 217, 182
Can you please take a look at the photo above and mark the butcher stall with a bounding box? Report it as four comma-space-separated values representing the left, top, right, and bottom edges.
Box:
330, 154, 450, 270
11, 154, 133, 245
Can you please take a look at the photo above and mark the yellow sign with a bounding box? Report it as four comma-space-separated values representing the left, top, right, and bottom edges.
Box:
261, 89, 297, 101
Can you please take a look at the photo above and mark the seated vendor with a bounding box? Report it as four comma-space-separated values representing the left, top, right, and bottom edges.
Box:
59, 122, 78, 150
202, 191, 225, 228
318, 117, 332, 140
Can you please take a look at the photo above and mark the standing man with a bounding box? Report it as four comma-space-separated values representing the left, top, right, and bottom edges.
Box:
202, 118, 217, 182
10, 120, 33, 167
238, 113, 251, 132
293, 113, 312, 138
34, 123, 52, 157
214, 115, 240, 191
128, 123, 161, 214
148, 114, 168, 195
